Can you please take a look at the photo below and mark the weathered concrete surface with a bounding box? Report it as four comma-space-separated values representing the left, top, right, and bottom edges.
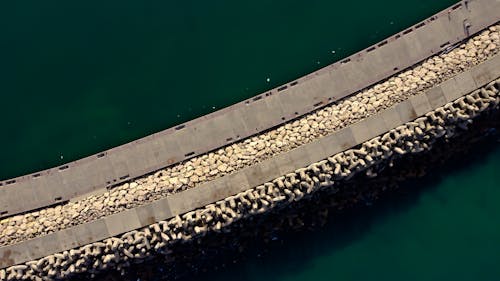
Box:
1, 55, 498, 270
1, 0, 499, 218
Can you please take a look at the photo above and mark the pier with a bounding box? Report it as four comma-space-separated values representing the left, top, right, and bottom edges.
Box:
0, 0, 499, 279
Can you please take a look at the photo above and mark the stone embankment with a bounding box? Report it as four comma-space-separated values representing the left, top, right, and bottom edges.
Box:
1, 77, 498, 281
101, 118, 500, 281
0, 24, 499, 247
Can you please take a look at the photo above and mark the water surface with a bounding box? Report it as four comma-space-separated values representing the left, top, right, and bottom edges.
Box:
3, 1, 499, 280
0, 0, 457, 179
193, 141, 500, 281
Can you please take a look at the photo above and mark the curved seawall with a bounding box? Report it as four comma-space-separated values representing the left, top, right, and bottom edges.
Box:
1, 0, 498, 218
1, 21, 499, 250
1, 61, 498, 280
0, 0, 499, 280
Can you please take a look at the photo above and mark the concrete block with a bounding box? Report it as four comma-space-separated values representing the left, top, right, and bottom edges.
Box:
107, 151, 131, 183
440, 77, 460, 103
289, 145, 312, 169
224, 109, 250, 140
30, 177, 55, 206
303, 142, 326, 164
258, 158, 279, 184
364, 114, 388, 137
380, 106, 403, 129
157, 134, 183, 166
0, 188, 7, 215
305, 139, 328, 163
415, 20, 449, 53
243, 164, 264, 189
409, 93, 432, 116
305, 72, 334, 101
147, 138, 171, 167
361, 51, 386, 83
174, 126, 199, 156
425, 86, 447, 108
24, 233, 61, 263
210, 177, 231, 202
328, 67, 350, 99
383, 39, 412, 70
396, 100, 417, 122
342, 61, 367, 92
189, 119, 219, 154
150, 198, 173, 222
282, 87, 313, 116
374, 44, 401, 76
0, 241, 30, 268
105, 210, 141, 237
167, 186, 211, 217
466, 0, 500, 34
255, 101, 283, 130
133, 140, 162, 172
334, 128, 356, 150
350, 121, 372, 144
276, 88, 298, 117
403, 31, 426, 63
274, 152, 296, 175
135, 204, 157, 227
211, 115, 239, 145
4, 182, 40, 216
69, 218, 110, 246
164, 193, 186, 217
226, 172, 251, 194
0, 230, 74, 268
437, 15, 461, 42
200, 179, 224, 202
87, 161, 116, 190
447, 71, 476, 101
353, 62, 377, 91
62, 161, 107, 198
239, 104, 264, 133
264, 95, 286, 119
56, 227, 80, 251
318, 133, 342, 159
43, 172, 68, 201
128, 142, 152, 174
471, 54, 500, 87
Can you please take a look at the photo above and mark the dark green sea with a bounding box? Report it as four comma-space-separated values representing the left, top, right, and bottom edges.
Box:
1, 0, 499, 280
200, 141, 500, 281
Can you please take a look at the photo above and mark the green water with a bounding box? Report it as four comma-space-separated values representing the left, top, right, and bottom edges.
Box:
0, 0, 459, 180
197, 142, 500, 281
2, 1, 500, 280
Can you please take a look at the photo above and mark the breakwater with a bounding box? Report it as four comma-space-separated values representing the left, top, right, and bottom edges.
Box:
0, 23, 500, 245
0, 58, 499, 280
1, 0, 498, 219
1, 22, 499, 247
0, 1, 499, 280
84, 112, 499, 281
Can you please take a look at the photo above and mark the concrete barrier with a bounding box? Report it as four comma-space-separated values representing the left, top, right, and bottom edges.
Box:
1, 0, 498, 218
